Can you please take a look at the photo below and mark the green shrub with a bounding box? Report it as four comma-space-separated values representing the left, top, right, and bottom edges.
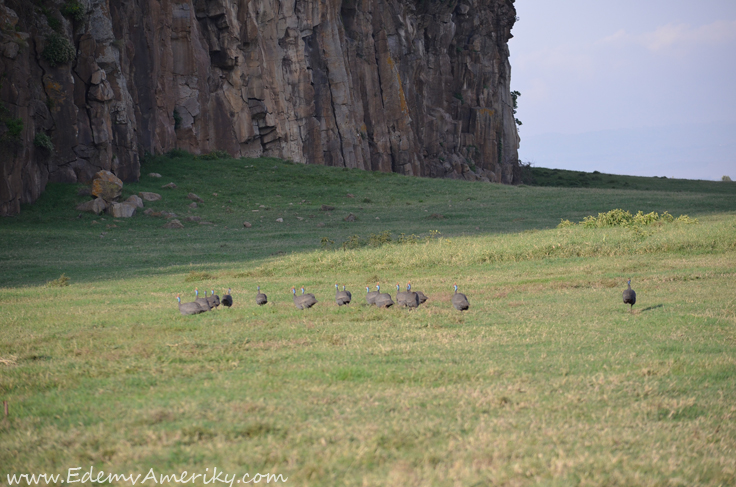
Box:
675, 214, 698, 224
33, 132, 54, 152
581, 209, 633, 228
367, 231, 392, 247
61, 0, 85, 22
184, 271, 216, 282
574, 209, 697, 229
41, 7, 62, 32
320, 237, 335, 249
511, 90, 522, 126
42, 33, 76, 67
165, 148, 191, 159
46, 273, 70, 287
340, 235, 362, 250
397, 233, 419, 244
197, 150, 231, 161
3, 117, 23, 140
723, 175, 733, 182
557, 219, 573, 228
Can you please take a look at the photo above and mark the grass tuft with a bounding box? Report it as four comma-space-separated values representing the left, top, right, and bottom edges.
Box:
45, 273, 70, 287
184, 271, 217, 282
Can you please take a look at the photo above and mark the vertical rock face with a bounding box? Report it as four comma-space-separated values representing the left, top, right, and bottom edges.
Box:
0, 0, 519, 215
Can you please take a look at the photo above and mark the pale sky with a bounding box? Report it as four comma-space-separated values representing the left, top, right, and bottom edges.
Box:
508, 0, 736, 179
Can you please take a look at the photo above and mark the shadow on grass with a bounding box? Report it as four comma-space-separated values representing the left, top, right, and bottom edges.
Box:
2, 156, 736, 288
640, 304, 664, 313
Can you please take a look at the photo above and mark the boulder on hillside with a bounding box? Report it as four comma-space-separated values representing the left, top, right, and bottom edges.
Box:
91, 170, 123, 202
187, 193, 204, 203
108, 202, 136, 218
163, 219, 184, 229
162, 182, 177, 189
76, 197, 107, 215
139, 191, 162, 201
125, 195, 144, 208
148, 173, 162, 178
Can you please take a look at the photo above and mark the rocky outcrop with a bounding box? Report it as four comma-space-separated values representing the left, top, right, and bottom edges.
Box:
91, 170, 123, 201
0, 0, 519, 215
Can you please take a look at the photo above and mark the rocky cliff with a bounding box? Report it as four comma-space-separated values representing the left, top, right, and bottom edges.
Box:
0, 0, 519, 216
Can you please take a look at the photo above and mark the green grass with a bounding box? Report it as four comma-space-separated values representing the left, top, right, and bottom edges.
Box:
1, 155, 734, 287
1, 154, 735, 485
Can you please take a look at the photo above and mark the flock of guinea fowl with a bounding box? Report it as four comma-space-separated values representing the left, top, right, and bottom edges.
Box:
176, 283, 468, 315
176, 279, 637, 315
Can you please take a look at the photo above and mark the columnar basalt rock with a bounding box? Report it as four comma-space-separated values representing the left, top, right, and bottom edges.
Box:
0, 0, 519, 215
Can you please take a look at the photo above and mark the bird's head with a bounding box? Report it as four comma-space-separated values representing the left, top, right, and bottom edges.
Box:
396, 284, 400, 291
301, 287, 306, 294
377, 284, 380, 291
366, 286, 370, 292
407, 282, 411, 291
177, 294, 181, 303
291, 287, 296, 295
195, 288, 199, 297
335, 284, 339, 290
454, 283, 458, 292
343, 285, 346, 291
228, 288, 231, 294
257, 285, 260, 292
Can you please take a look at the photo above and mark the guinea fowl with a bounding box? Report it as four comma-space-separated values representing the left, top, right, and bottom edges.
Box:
256, 286, 268, 306
623, 279, 636, 313
177, 294, 206, 315
194, 288, 211, 311
207, 289, 220, 309
452, 284, 470, 311
374, 284, 394, 308
221, 288, 233, 308
396, 283, 419, 308
292, 287, 317, 309
407, 283, 428, 305
366, 285, 380, 305
335, 284, 351, 306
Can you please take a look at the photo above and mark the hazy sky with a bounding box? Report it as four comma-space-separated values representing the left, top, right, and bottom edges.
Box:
508, 0, 736, 179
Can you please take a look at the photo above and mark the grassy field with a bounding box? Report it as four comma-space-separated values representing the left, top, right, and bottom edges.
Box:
1, 154, 735, 486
